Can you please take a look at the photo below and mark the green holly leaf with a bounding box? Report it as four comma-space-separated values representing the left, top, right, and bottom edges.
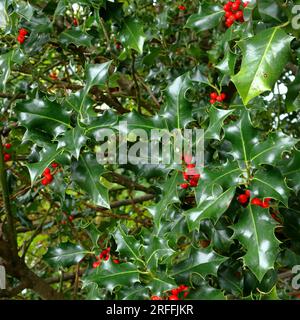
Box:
26, 144, 64, 184
233, 205, 280, 281
216, 50, 237, 76
251, 167, 290, 206
188, 281, 226, 300
286, 71, 300, 112
85, 61, 112, 89
59, 29, 93, 47
185, 7, 223, 32
43, 242, 88, 269
143, 235, 174, 270
251, 132, 298, 167
231, 28, 293, 105
280, 150, 300, 194
160, 74, 194, 130
224, 110, 258, 163
148, 172, 180, 230
86, 110, 118, 138
119, 285, 150, 300
83, 260, 140, 293
185, 186, 236, 231
172, 246, 227, 279
114, 225, 144, 266
257, 0, 282, 22
205, 107, 234, 141
71, 153, 110, 208
0, 51, 12, 91
15, 97, 71, 138
57, 126, 87, 160
146, 273, 177, 296
119, 18, 146, 54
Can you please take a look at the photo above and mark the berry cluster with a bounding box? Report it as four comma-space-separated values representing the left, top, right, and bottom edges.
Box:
180, 156, 200, 189
92, 247, 120, 268
150, 284, 189, 300
178, 5, 186, 11
237, 190, 251, 204
210, 92, 226, 104
3, 143, 12, 162
223, 1, 248, 28
41, 162, 59, 186
17, 28, 29, 44
251, 197, 272, 209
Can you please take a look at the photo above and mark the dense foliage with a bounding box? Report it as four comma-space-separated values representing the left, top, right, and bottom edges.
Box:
1, 0, 300, 300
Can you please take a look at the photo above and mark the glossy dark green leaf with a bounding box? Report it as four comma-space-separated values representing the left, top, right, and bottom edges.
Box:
57, 126, 87, 159
119, 18, 146, 54
185, 186, 235, 231
216, 50, 236, 76
232, 28, 293, 105
114, 225, 144, 265
172, 246, 227, 279
83, 260, 140, 292
286, 71, 300, 112
146, 273, 177, 296
251, 167, 290, 206
71, 153, 110, 208
185, 8, 223, 32
233, 205, 280, 281
59, 29, 93, 47
85, 61, 112, 89
159, 74, 194, 129
0, 1, 8, 28
251, 132, 298, 167
0, 51, 12, 90
205, 107, 234, 141
43, 242, 88, 268
257, 0, 282, 22
26, 144, 64, 183
15, 97, 71, 138
148, 172, 180, 230
280, 150, 300, 194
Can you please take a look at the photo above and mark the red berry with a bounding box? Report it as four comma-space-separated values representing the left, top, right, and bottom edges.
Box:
113, 259, 120, 264
210, 99, 216, 104
245, 190, 251, 198
228, 15, 236, 23
238, 194, 248, 204
171, 288, 180, 295
243, 1, 249, 7
17, 35, 25, 44
151, 296, 162, 300
43, 168, 51, 175
232, 2, 240, 11
261, 201, 270, 209
61, 220, 67, 225
210, 92, 218, 99
183, 172, 189, 181
220, 93, 226, 100
235, 11, 243, 19
92, 261, 101, 268
178, 5, 186, 11
41, 178, 49, 186
225, 20, 233, 27
223, 3, 231, 11
4, 143, 12, 149
225, 11, 232, 18
183, 291, 189, 298
187, 163, 196, 169
180, 183, 189, 189
169, 295, 179, 300
19, 28, 28, 36
251, 198, 262, 206
44, 174, 53, 183
68, 215, 74, 222
189, 179, 198, 187
265, 197, 272, 203
73, 18, 78, 26
179, 285, 189, 291
216, 95, 223, 102
4, 153, 11, 162
51, 162, 59, 168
